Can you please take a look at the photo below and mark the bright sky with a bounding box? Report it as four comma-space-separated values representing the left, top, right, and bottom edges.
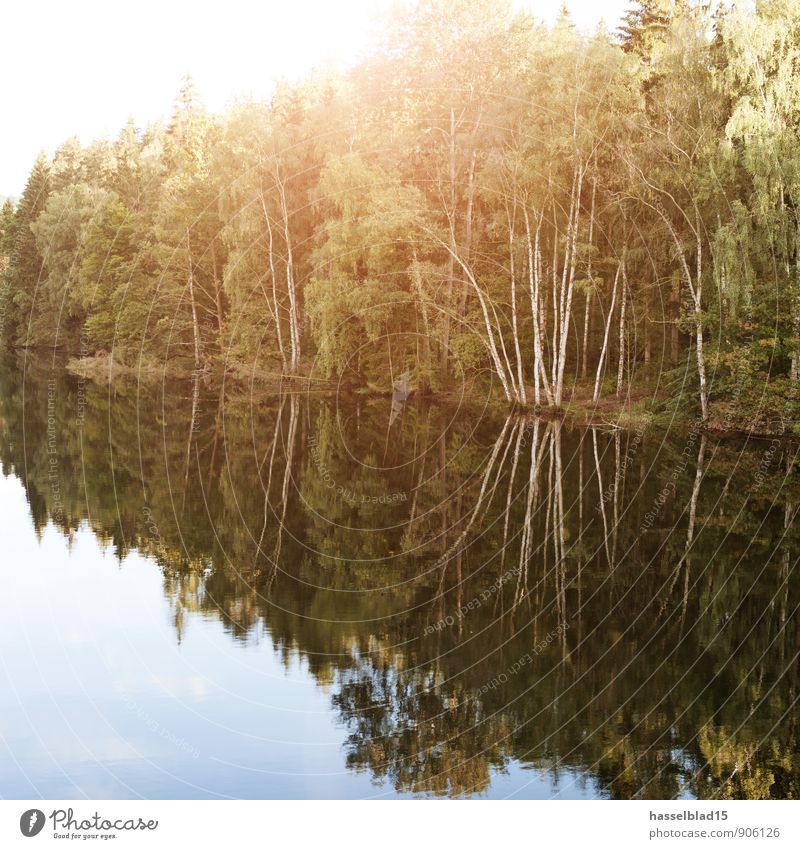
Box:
1, 0, 632, 197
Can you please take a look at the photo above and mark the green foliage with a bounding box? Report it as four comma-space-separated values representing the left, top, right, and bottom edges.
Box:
2, 1, 800, 428
3, 152, 50, 346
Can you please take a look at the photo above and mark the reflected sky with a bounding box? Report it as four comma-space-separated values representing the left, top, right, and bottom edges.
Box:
0, 468, 597, 799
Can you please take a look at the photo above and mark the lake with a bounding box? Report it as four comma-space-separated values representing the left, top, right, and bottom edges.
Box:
1, 355, 798, 799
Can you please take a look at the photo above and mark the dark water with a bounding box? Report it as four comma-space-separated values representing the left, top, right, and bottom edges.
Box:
1, 356, 799, 799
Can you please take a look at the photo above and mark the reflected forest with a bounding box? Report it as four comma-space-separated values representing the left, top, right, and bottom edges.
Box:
2, 357, 799, 798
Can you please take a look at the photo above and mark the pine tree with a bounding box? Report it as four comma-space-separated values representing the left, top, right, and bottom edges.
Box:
3, 152, 50, 346
619, 0, 674, 61
0, 199, 16, 263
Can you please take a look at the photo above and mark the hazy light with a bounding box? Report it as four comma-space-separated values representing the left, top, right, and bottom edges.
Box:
1, 0, 632, 196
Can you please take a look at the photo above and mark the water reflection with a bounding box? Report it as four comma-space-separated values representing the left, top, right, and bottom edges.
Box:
1, 355, 799, 799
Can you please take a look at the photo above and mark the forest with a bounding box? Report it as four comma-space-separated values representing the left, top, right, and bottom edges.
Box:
2, 0, 800, 432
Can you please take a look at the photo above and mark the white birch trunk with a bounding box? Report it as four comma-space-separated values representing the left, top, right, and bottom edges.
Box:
276, 172, 300, 373
435, 237, 514, 402
260, 188, 287, 373
186, 236, 201, 370
593, 261, 621, 403
508, 209, 526, 404
616, 257, 627, 398
525, 207, 552, 406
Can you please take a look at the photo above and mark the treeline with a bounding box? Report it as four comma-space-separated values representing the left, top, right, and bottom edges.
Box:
2, 0, 800, 428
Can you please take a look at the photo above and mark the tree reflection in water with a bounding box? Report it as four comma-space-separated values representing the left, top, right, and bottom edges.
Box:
1, 356, 799, 799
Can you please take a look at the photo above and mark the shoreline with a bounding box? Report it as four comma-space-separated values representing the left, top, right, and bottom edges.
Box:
57, 352, 798, 441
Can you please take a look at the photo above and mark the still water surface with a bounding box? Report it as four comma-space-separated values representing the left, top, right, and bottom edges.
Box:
1, 358, 798, 799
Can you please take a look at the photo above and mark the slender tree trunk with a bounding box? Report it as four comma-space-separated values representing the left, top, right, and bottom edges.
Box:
492, 293, 522, 403
694, 213, 708, 420
681, 433, 706, 568
440, 108, 458, 378
592, 428, 612, 568
268, 393, 300, 593
552, 421, 567, 636
582, 174, 596, 382
257, 394, 284, 564
411, 250, 432, 392
525, 207, 552, 406
211, 239, 224, 340
515, 419, 540, 608
435, 237, 514, 402
793, 218, 800, 381
276, 171, 300, 373
186, 236, 201, 370
581, 290, 592, 380
694, 290, 707, 419
508, 205, 526, 404
671, 276, 680, 365
181, 372, 202, 520
260, 188, 287, 373
617, 257, 627, 398
612, 429, 621, 564
458, 149, 477, 322
555, 165, 583, 405
551, 204, 559, 390
501, 422, 524, 568
432, 416, 513, 573
593, 261, 621, 403
658, 200, 707, 418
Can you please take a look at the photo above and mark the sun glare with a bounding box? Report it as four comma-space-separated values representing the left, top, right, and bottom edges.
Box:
1, 0, 630, 196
